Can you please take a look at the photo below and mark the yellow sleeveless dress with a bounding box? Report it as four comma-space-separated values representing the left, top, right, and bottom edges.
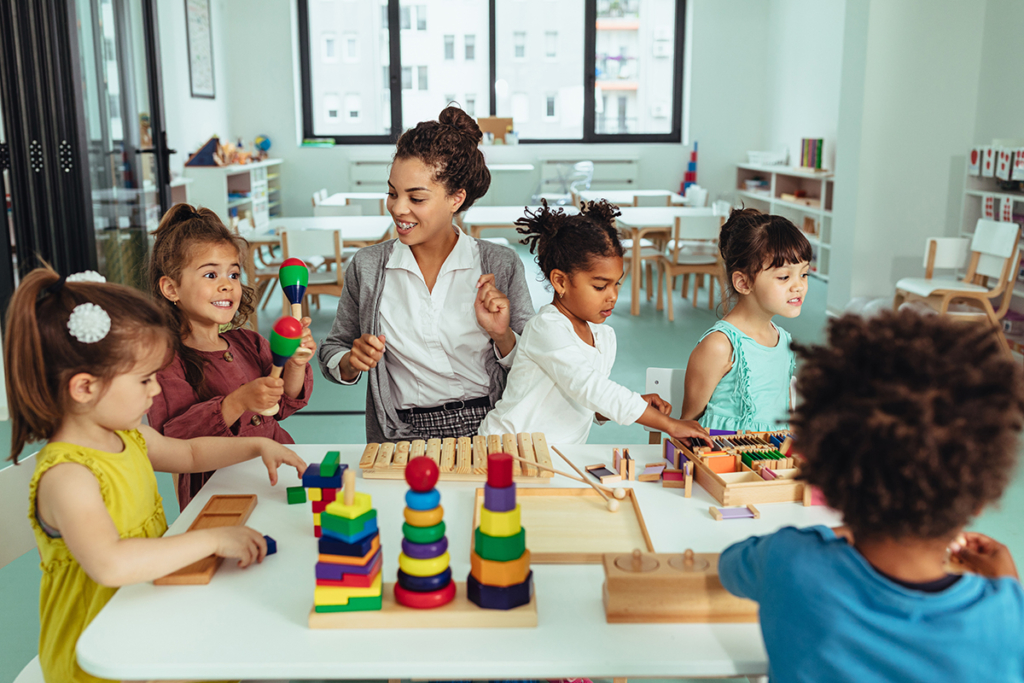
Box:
28, 429, 168, 683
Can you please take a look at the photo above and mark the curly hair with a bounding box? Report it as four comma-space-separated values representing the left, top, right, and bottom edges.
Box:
393, 106, 490, 213
719, 207, 812, 302
515, 199, 624, 279
147, 203, 255, 401
792, 311, 1024, 541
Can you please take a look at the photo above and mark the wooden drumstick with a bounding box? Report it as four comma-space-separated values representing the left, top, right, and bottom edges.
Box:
551, 446, 620, 512
506, 453, 626, 500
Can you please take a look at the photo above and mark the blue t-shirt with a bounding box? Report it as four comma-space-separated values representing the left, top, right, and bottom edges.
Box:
719, 526, 1024, 683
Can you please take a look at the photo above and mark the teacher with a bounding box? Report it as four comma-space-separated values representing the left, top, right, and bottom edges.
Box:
318, 106, 533, 442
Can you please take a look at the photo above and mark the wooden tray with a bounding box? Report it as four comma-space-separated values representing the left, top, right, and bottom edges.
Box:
154, 494, 257, 586
360, 433, 554, 484
308, 582, 537, 629
472, 487, 654, 564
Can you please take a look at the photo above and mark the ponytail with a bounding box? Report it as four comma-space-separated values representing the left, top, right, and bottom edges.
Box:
516, 199, 623, 280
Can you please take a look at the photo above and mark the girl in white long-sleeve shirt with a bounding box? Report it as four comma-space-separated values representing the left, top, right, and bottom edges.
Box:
480, 201, 711, 445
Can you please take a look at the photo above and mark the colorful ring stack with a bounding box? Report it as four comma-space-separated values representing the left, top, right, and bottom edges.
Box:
468, 452, 533, 610
314, 469, 383, 613
394, 456, 456, 609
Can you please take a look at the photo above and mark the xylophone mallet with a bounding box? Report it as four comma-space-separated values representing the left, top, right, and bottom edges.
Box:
551, 446, 619, 512
279, 257, 309, 319
505, 453, 626, 500
258, 316, 303, 417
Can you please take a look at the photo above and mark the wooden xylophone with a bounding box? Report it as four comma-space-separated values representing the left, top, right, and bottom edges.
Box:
359, 433, 554, 483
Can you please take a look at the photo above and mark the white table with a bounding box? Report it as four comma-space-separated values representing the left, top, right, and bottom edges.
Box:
78, 443, 838, 681
616, 207, 716, 316
316, 192, 388, 217
579, 189, 687, 207
461, 204, 579, 240
267, 215, 394, 247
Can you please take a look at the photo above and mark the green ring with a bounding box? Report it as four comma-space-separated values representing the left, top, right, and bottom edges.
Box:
403, 520, 446, 544
474, 526, 526, 562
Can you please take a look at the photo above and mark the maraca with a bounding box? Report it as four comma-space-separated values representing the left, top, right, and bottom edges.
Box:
279, 257, 309, 319
258, 316, 304, 416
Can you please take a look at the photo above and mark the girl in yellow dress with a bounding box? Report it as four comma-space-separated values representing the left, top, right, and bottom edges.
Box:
5, 267, 306, 683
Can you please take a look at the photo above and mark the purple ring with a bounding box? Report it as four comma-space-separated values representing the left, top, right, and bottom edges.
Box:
402, 536, 448, 559
484, 483, 517, 512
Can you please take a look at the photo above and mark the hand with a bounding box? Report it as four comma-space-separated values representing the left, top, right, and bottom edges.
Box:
206, 525, 267, 569
950, 532, 1019, 579
666, 419, 713, 447
641, 393, 672, 416
288, 317, 316, 366
475, 274, 511, 340
229, 377, 285, 414
259, 440, 307, 486
344, 334, 386, 377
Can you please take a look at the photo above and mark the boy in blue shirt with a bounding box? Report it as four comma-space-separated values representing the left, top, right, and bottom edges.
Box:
719, 312, 1024, 683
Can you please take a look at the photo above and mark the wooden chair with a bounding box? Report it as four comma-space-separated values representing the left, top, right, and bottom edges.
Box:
894, 219, 1021, 353
281, 229, 345, 316
2, 454, 44, 682
656, 214, 725, 320
622, 236, 662, 302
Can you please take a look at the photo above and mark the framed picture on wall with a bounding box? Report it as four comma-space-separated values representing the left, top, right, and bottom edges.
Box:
185, 0, 215, 98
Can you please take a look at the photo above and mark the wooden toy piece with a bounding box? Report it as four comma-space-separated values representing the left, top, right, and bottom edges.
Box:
398, 567, 452, 592
552, 446, 619, 512
467, 571, 534, 610
479, 505, 522, 537
259, 316, 304, 416
302, 462, 344, 490
530, 432, 556, 477
405, 487, 441, 511
472, 435, 487, 474
313, 513, 321, 526
705, 454, 737, 474
323, 509, 377, 538
474, 527, 527, 562
403, 520, 445, 544
264, 535, 277, 556
601, 549, 758, 623
359, 443, 381, 469
709, 504, 760, 521
455, 436, 472, 474
425, 438, 442, 465
502, 433, 521, 476
394, 580, 457, 609
154, 495, 257, 585
411, 439, 426, 460
803, 483, 813, 506
405, 456, 440, 493
393, 441, 410, 468
471, 549, 532, 587
343, 468, 355, 505
401, 536, 449, 559
507, 454, 626, 499
314, 593, 383, 613
404, 506, 444, 527
684, 461, 693, 498
308, 487, 322, 502
279, 257, 309, 318
638, 463, 665, 482
486, 434, 502, 456
623, 448, 635, 480
287, 486, 306, 504
440, 438, 456, 471
314, 574, 384, 607
483, 483, 517, 512
317, 552, 382, 579
585, 464, 622, 485
361, 433, 552, 483
487, 452, 514, 488
373, 442, 396, 469
320, 534, 380, 560
318, 568, 382, 588
398, 551, 451, 577
662, 469, 685, 488
323, 518, 378, 545
516, 432, 537, 476
320, 451, 341, 478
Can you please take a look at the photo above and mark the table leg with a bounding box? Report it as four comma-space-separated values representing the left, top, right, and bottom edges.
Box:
631, 227, 641, 316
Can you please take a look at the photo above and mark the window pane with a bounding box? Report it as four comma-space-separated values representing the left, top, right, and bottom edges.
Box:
595, 0, 676, 135
496, 0, 584, 139
400, 5, 411, 29
402, 66, 412, 90
308, 0, 391, 136
465, 93, 476, 117
400, 2, 489, 131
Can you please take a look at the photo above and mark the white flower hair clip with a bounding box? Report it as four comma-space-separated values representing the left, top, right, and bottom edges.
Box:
66, 270, 106, 284
67, 303, 111, 344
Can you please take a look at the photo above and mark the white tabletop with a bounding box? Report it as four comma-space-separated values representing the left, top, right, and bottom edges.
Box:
78, 443, 839, 681
488, 163, 535, 172
320, 192, 388, 207
616, 206, 715, 229
267, 215, 393, 242
579, 189, 686, 205
463, 205, 580, 227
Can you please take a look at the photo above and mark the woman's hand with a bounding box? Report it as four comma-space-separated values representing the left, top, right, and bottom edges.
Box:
259, 441, 307, 486
476, 274, 516, 358
289, 316, 316, 366
950, 532, 1019, 579
641, 393, 672, 415
340, 334, 387, 381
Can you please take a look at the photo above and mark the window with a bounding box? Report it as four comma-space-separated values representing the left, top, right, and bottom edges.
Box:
300, 0, 684, 143
444, 93, 456, 107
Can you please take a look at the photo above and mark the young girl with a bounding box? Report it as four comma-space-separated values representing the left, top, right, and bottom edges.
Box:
479, 201, 711, 446
7, 267, 305, 683
148, 203, 315, 510
681, 208, 812, 431
318, 106, 533, 442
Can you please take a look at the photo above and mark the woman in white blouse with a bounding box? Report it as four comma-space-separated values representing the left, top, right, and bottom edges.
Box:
318, 107, 533, 442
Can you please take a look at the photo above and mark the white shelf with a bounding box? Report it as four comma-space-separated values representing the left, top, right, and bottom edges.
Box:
227, 197, 252, 208
738, 163, 833, 179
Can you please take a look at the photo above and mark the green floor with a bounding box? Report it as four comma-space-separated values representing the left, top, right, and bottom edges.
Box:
2, 246, 1020, 681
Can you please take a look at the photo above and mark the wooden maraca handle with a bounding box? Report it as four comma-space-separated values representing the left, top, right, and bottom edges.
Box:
291, 302, 302, 319
257, 365, 285, 416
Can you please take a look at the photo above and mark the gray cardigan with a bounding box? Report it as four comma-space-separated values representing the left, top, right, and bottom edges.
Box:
317, 237, 534, 442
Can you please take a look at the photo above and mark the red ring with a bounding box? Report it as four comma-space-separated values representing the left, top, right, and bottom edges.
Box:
393, 579, 456, 609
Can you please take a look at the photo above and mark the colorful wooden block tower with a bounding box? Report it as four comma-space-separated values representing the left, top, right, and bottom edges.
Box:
468, 452, 533, 609
395, 456, 456, 608
314, 469, 383, 613
288, 451, 345, 538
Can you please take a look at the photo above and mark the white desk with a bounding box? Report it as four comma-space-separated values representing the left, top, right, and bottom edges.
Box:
461, 205, 579, 240
316, 192, 389, 217
579, 189, 687, 207
616, 207, 716, 316
266, 215, 394, 247
488, 163, 535, 172
78, 443, 838, 681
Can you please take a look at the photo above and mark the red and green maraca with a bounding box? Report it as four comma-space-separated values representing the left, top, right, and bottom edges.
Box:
280, 258, 309, 318
258, 316, 305, 416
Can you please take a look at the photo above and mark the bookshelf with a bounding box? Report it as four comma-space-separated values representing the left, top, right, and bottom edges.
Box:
185, 158, 283, 230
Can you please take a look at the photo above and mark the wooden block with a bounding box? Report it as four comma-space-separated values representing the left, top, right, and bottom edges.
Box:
308, 487, 322, 502
403, 521, 446, 545
503, 433, 521, 476
426, 438, 442, 465
322, 508, 377, 537
471, 549, 531, 587
467, 571, 533, 610
456, 437, 472, 474
314, 593, 383, 613
309, 581, 537, 629
440, 438, 456, 472
319, 533, 379, 560
613, 448, 623, 476
517, 433, 537, 477
316, 558, 382, 586
317, 549, 382, 574
393, 580, 456, 609
705, 454, 736, 474
314, 573, 383, 605
359, 443, 381, 469
709, 505, 759, 521
313, 513, 321, 525
531, 432, 555, 478
325, 491, 372, 520
474, 526, 527, 562
322, 487, 338, 503
403, 505, 444, 527
684, 461, 693, 498
472, 435, 488, 474
602, 550, 758, 623
398, 551, 451, 577
484, 483, 517, 512
486, 434, 502, 456
623, 449, 635, 481
264, 535, 276, 555
374, 442, 396, 468
638, 463, 665, 482
392, 441, 411, 468
154, 495, 257, 585
287, 486, 306, 504
487, 452, 514, 488
585, 464, 621, 484
320, 451, 341, 478
322, 517, 378, 544
662, 469, 685, 488
302, 462, 343, 489
479, 504, 522, 538
411, 440, 426, 460
397, 567, 452, 592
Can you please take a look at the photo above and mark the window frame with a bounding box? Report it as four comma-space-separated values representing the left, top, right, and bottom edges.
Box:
298, 0, 685, 144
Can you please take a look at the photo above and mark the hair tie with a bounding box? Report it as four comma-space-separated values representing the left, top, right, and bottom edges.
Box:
67, 270, 106, 284
40, 276, 66, 300
67, 303, 111, 343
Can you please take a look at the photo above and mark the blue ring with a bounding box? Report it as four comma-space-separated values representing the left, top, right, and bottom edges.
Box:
405, 488, 441, 511
397, 567, 452, 592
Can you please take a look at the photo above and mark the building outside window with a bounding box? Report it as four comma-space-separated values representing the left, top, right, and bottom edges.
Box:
343, 33, 359, 62
545, 30, 557, 58
322, 34, 337, 62
324, 93, 340, 121
465, 34, 475, 60
513, 31, 526, 59
418, 66, 428, 91
545, 94, 556, 118
401, 66, 412, 90
400, 5, 411, 29
345, 93, 362, 122
444, 34, 454, 60
416, 5, 427, 30
465, 93, 476, 117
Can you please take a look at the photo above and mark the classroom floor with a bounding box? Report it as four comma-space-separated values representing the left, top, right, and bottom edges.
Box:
2, 245, 1022, 682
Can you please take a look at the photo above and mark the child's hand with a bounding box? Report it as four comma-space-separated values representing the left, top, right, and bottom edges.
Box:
230, 377, 285, 414
475, 274, 511, 340
289, 316, 316, 366
641, 393, 672, 415
259, 441, 307, 486
206, 526, 267, 568
666, 419, 713, 447
950, 532, 1019, 579
345, 334, 386, 374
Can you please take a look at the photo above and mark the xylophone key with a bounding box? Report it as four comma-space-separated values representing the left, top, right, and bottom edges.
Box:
440, 437, 456, 472
517, 432, 537, 477
426, 438, 442, 465
456, 437, 472, 474
486, 434, 502, 456
472, 435, 488, 474
503, 433, 521, 476
531, 432, 554, 476
393, 441, 411, 468
359, 443, 381, 469
374, 442, 396, 468
411, 439, 426, 460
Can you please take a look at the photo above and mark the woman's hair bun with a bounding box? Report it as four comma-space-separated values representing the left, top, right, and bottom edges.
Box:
438, 105, 482, 144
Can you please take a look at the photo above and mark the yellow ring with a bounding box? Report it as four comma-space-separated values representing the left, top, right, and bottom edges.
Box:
479, 504, 521, 538
398, 551, 450, 577
403, 505, 444, 527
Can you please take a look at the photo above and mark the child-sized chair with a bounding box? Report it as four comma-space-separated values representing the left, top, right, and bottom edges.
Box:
657, 214, 725, 319
893, 219, 1020, 353
2, 455, 44, 683
281, 229, 346, 316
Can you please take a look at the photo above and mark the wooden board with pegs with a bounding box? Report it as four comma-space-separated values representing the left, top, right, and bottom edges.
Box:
602, 549, 758, 623
154, 495, 258, 585
360, 433, 554, 483
308, 582, 537, 629
665, 431, 805, 507
472, 487, 654, 564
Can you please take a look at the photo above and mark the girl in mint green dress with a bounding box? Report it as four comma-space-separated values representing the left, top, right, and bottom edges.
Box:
682, 208, 813, 432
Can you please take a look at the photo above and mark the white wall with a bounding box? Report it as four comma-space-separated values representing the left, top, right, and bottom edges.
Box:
159, 0, 232, 179
974, 0, 1024, 145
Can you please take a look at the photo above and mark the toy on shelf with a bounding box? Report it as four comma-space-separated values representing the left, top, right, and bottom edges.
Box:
154, 495, 257, 585
359, 433, 554, 483
664, 430, 806, 507
314, 469, 384, 613
258, 316, 304, 417
395, 457, 456, 609
279, 258, 309, 319
602, 549, 757, 624
301, 451, 346, 538
468, 453, 534, 610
